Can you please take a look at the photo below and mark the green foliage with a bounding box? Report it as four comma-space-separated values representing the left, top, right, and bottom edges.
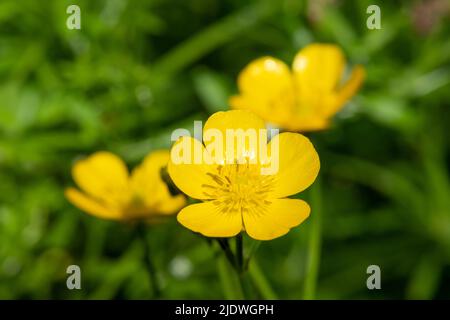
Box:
0, 0, 449, 299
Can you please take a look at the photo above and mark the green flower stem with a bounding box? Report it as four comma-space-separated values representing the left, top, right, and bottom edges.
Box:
137, 224, 161, 298
216, 236, 277, 299
236, 233, 244, 273
244, 240, 261, 270
216, 238, 245, 299
303, 175, 323, 300
217, 238, 237, 269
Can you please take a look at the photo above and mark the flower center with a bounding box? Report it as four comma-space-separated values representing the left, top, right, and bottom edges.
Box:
202, 164, 274, 216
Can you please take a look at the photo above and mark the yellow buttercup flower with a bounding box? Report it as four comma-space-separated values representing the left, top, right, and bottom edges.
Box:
230, 43, 365, 131
168, 110, 320, 240
65, 150, 186, 221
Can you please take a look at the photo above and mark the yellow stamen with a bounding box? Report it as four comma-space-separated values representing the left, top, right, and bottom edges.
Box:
202, 163, 274, 217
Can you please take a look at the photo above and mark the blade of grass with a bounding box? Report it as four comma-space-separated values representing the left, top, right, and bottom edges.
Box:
303, 175, 323, 300
248, 257, 278, 299
137, 224, 161, 298
327, 152, 425, 218
151, 0, 278, 79
406, 252, 442, 300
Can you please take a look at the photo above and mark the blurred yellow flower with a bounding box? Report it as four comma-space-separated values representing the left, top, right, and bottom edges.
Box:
65, 150, 186, 221
168, 110, 320, 240
230, 43, 365, 131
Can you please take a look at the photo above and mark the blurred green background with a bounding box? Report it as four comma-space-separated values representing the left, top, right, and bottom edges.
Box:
0, 0, 449, 299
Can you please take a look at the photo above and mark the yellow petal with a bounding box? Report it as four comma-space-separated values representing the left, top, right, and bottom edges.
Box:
72, 151, 131, 208
156, 194, 186, 215
283, 115, 330, 132
139, 150, 171, 176
131, 149, 186, 215
168, 136, 215, 200
243, 199, 310, 240
292, 43, 345, 94
236, 56, 293, 98
203, 110, 267, 164
177, 202, 242, 238
203, 110, 265, 137
268, 132, 320, 198
327, 64, 365, 115
230, 57, 296, 128
64, 188, 122, 220
291, 44, 346, 122
131, 150, 171, 205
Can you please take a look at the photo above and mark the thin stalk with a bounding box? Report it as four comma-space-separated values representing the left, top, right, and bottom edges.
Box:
217, 254, 245, 299
216, 238, 246, 299
244, 240, 261, 270
137, 224, 161, 298
217, 236, 276, 299
302, 175, 323, 300
236, 233, 244, 273
235, 234, 252, 298
217, 238, 237, 269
